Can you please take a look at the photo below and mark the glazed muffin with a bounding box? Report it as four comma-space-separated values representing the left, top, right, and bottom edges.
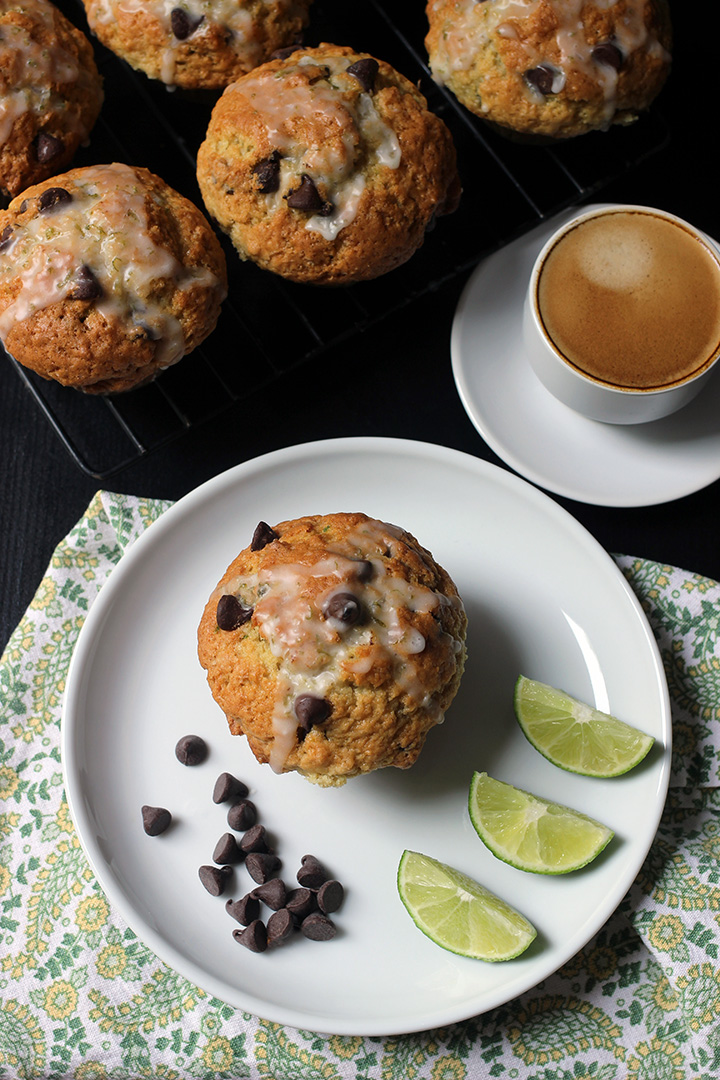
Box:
0, 163, 227, 393
0, 0, 103, 199
81, 0, 314, 90
425, 0, 672, 140
196, 43, 461, 285
197, 513, 467, 786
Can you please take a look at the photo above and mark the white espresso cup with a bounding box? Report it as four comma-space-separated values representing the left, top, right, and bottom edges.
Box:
523, 204, 720, 424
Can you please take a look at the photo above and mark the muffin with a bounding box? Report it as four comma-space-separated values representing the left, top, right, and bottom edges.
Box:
0, 0, 103, 199
425, 0, 672, 140
197, 513, 468, 786
0, 163, 227, 393
81, 0, 314, 90
196, 43, 461, 285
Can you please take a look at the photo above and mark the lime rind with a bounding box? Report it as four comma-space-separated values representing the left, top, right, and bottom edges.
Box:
514, 675, 654, 778
468, 772, 614, 875
397, 850, 537, 962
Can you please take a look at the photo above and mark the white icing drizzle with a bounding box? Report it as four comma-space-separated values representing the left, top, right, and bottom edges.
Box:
0, 0, 88, 148
222, 519, 464, 773
0, 163, 222, 368
233, 52, 401, 241
429, 0, 670, 123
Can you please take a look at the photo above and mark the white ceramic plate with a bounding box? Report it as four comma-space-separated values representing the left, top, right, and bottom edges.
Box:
62, 438, 671, 1035
452, 205, 720, 507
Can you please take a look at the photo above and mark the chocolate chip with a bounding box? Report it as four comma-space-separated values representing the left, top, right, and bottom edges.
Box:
252, 151, 282, 194
346, 57, 379, 93
34, 132, 64, 164
216, 594, 253, 631
0, 225, 14, 253
301, 912, 336, 941
285, 174, 332, 215
354, 559, 375, 583
297, 854, 327, 890
267, 907, 294, 946
170, 7, 204, 39
198, 864, 232, 896
213, 772, 249, 804
285, 887, 316, 920
524, 65, 555, 95
252, 878, 287, 910
38, 187, 72, 213
239, 823, 269, 854
270, 44, 302, 61
592, 41, 623, 70
317, 879, 344, 914
323, 592, 363, 627
251, 521, 278, 550
246, 851, 281, 884
295, 695, 332, 732
227, 799, 256, 831
141, 805, 172, 836
69, 265, 102, 301
175, 734, 208, 766
213, 832, 243, 864
226, 893, 260, 924
233, 919, 267, 952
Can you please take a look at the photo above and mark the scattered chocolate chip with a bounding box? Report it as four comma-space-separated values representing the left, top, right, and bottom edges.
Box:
226, 893, 260, 925
253, 878, 287, 910
270, 44, 302, 61
285, 174, 331, 215
317, 879, 344, 914
233, 919, 267, 952
170, 7, 204, 39
0, 225, 14, 253
267, 907, 294, 946
251, 151, 282, 194
246, 851, 281, 884
69, 264, 102, 301
323, 591, 363, 627
592, 41, 623, 70
216, 594, 253, 631
251, 521, 278, 550
301, 912, 336, 941
227, 799, 257, 831
38, 187, 72, 213
141, 805, 172, 836
175, 734, 208, 766
239, 823, 269, 854
34, 132, 64, 164
297, 854, 327, 890
19, 200, 28, 213
213, 832, 243, 864
354, 559, 375, 583
346, 57, 379, 93
523, 65, 556, 96
285, 887, 316, 920
213, 772, 249, 804
295, 695, 332, 732
198, 864, 232, 896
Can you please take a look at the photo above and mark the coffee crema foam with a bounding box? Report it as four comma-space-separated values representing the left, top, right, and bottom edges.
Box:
537, 211, 720, 390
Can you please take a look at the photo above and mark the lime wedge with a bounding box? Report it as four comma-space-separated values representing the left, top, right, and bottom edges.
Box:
397, 850, 536, 961
514, 676, 654, 778
468, 771, 613, 874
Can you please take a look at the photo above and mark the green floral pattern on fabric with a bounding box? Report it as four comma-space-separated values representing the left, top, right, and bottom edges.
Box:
0, 503, 718, 1079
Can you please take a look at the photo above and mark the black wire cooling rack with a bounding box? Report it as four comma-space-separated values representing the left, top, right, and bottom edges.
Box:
2, 0, 670, 478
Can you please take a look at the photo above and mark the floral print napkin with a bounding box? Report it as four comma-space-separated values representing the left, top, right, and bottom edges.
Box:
1, 492, 718, 1080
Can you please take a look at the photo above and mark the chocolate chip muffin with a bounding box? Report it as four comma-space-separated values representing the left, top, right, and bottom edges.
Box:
0, 163, 227, 393
425, 0, 672, 140
195, 43, 461, 285
81, 0, 313, 90
0, 0, 103, 199
197, 513, 468, 786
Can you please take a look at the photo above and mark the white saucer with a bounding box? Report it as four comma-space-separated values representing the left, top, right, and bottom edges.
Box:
451, 205, 720, 507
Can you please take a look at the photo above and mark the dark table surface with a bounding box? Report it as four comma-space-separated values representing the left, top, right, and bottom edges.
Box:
1, 2, 717, 653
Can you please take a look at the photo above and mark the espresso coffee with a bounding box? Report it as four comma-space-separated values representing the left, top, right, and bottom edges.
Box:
536, 210, 720, 390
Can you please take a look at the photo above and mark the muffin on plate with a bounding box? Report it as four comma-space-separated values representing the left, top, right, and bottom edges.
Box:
196, 43, 461, 284
0, 163, 227, 393
81, 0, 314, 89
425, 0, 672, 140
0, 0, 103, 199
197, 513, 467, 786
